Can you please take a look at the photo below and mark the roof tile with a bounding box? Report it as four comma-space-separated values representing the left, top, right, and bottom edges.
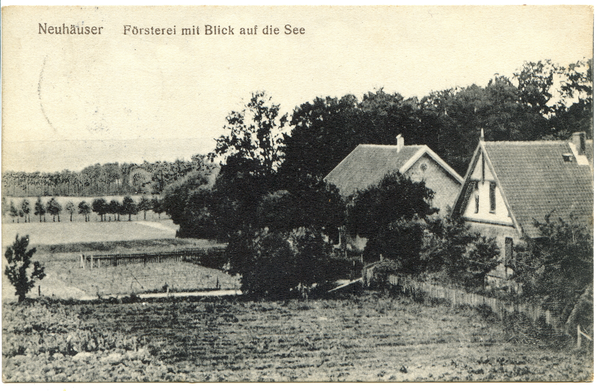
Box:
484, 140, 593, 237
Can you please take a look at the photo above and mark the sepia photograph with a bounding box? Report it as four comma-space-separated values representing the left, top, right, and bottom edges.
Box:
1, 4, 594, 382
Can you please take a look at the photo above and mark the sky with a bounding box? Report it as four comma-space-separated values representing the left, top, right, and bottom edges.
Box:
1, 5, 594, 172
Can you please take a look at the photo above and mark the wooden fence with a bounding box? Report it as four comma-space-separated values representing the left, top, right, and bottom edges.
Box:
79, 248, 225, 269
385, 273, 564, 332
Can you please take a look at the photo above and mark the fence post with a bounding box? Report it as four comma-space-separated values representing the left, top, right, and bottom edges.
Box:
90, 255, 94, 269
577, 324, 581, 348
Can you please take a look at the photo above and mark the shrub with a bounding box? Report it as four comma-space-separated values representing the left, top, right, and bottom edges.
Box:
4, 235, 46, 303
227, 227, 334, 299
514, 214, 593, 325
419, 215, 500, 290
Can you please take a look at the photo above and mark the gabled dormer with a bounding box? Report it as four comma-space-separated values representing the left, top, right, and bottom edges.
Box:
452, 138, 516, 231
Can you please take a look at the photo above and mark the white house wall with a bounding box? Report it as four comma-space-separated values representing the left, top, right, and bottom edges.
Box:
463, 180, 513, 225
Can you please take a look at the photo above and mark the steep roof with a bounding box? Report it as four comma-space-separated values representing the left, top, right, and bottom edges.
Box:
461, 140, 594, 237
324, 144, 462, 197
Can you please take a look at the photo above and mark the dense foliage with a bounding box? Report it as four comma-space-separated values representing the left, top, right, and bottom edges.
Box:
346, 172, 438, 270
420, 215, 500, 290
2, 155, 214, 197
513, 214, 593, 328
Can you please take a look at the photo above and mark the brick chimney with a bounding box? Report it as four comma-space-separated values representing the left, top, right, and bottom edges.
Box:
571, 132, 586, 155
396, 134, 404, 153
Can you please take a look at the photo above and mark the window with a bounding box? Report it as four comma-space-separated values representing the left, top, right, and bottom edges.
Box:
474, 182, 479, 214
505, 237, 513, 266
489, 182, 496, 213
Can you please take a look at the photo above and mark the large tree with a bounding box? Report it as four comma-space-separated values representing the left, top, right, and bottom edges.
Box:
78, 200, 91, 222
20, 199, 31, 223
121, 196, 138, 221
279, 94, 360, 181
138, 196, 152, 220
92, 198, 109, 221
279, 89, 435, 184
514, 214, 593, 321
347, 172, 437, 264
65, 201, 76, 222
212, 91, 288, 178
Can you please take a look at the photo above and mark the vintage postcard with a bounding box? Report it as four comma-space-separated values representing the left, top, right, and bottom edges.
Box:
1, 5, 594, 383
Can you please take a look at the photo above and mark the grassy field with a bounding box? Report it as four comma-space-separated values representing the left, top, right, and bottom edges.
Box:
3, 260, 239, 301
2, 292, 592, 382
2, 220, 178, 246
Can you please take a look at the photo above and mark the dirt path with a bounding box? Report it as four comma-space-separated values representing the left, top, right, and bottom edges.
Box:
134, 221, 178, 234
78, 289, 242, 301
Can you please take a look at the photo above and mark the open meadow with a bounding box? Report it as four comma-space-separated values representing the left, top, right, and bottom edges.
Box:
2, 292, 593, 382
2, 220, 178, 246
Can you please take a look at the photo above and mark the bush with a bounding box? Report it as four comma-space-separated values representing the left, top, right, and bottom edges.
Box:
514, 214, 593, 325
227, 228, 334, 299
364, 218, 425, 274
420, 215, 499, 290
4, 235, 46, 303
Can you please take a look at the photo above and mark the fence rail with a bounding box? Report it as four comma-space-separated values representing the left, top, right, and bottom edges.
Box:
79, 248, 225, 269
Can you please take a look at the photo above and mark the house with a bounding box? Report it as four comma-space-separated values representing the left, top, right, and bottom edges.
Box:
451, 131, 593, 288
325, 134, 464, 250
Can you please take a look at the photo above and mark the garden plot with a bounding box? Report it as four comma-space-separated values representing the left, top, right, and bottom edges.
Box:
3, 260, 239, 301
2, 293, 592, 382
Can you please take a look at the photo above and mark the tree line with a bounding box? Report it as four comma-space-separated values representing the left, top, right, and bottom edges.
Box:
2, 155, 214, 198
4, 196, 165, 223
280, 59, 592, 178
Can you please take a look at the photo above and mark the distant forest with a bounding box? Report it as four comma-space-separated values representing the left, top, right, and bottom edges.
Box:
2, 155, 215, 197
2, 59, 592, 198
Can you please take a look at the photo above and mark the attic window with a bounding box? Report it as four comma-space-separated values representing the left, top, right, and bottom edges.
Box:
489, 182, 496, 214
563, 153, 574, 162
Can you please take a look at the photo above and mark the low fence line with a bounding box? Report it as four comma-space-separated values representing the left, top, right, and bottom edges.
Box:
382, 273, 564, 334
79, 248, 225, 269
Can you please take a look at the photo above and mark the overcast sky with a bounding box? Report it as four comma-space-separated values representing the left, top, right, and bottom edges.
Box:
2, 5, 593, 171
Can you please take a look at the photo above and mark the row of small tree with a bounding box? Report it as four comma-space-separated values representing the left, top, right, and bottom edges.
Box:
5, 196, 164, 223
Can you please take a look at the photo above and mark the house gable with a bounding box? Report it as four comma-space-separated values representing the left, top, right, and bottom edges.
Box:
456, 147, 516, 228
324, 144, 422, 198
404, 151, 463, 215
325, 139, 463, 216
453, 136, 594, 238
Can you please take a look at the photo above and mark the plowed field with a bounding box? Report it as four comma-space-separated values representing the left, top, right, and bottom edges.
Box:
2, 292, 593, 382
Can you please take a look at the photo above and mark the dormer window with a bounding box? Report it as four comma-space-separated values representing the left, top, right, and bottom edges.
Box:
563, 153, 574, 162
